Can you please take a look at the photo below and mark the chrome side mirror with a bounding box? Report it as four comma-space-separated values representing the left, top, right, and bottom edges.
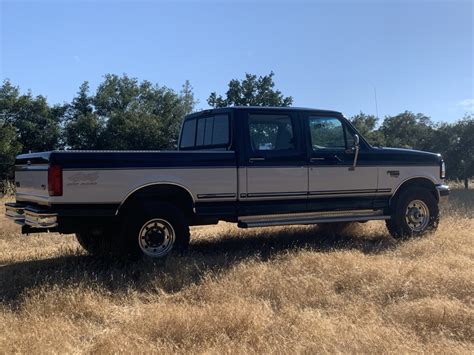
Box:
354, 134, 360, 147
350, 134, 360, 170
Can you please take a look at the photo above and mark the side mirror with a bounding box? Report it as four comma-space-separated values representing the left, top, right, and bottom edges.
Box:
353, 134, 360, 147
350, 134, 360, 170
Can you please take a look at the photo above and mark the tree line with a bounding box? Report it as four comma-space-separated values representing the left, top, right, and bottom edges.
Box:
1, 72, 473, 191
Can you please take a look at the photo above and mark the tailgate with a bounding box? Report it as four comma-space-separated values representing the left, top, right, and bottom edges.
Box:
15, 152, 52, 205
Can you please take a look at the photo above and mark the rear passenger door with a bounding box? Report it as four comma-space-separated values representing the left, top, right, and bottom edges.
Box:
240, 111, 307, 215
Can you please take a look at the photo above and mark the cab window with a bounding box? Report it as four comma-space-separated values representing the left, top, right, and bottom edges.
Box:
248, 114, 296, 152
308, 116, 347, 150
179, 114, 230, 150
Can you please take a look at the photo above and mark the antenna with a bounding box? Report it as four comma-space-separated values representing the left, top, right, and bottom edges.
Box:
374, 87, 379, 119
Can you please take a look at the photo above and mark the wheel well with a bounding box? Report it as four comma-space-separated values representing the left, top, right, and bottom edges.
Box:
117, 184, 194, 218
391, 177, 438, 206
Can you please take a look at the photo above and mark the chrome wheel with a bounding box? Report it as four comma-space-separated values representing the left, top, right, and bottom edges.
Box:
138, 218, 176, 258
405, 200, 430, 232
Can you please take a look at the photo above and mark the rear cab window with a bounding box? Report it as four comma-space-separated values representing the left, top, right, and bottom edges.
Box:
179, 114, 231, 150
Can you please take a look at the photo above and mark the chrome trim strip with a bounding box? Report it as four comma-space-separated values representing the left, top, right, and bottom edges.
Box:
245, 191, 307, 198
197, 193, 236, 199
62, 166, 236, 171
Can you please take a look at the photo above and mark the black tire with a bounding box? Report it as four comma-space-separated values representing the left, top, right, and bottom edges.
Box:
118, 202, 190, 259
75, 228, 115, 256
386, 187, 439, 239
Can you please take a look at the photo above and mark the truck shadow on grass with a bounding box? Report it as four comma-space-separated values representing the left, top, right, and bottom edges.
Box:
0, 225, 398, 306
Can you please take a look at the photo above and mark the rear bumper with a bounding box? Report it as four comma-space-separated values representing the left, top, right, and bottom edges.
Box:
436, 184, 450, 205
5, 203, 58, 229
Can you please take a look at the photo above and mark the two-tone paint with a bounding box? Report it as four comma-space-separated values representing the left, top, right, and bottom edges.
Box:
11, 107, 447, 229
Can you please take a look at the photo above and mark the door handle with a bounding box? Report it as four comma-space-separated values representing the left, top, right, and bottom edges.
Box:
249, 157, 265, 163
310, 157, 325, 162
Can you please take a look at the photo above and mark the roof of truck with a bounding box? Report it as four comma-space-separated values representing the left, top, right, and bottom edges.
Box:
185, 106, 343, 119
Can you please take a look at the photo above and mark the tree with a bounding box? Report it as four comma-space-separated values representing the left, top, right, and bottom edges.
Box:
64, 82, 104, 149
0, 79, 63, 153
350, 112, 385, 146
380, 111, 434, 150
0, 80, 62, 153
208, 72, 293, 108
94, 74, 195, 150
180, 80, 198, 116
0, 80, 22, 180
430, 116, 474, 188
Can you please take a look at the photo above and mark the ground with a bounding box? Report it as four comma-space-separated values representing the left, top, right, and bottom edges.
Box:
0, 190, 473, 353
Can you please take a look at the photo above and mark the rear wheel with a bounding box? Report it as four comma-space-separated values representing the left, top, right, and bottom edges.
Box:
118, 202, 190, 259
386, 187, 439, 239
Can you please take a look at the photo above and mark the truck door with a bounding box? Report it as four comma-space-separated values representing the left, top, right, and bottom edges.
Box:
304, 114, 379, 211
240, 111, 308, 215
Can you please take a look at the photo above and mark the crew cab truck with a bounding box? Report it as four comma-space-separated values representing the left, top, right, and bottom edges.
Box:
5, 107, 450, 259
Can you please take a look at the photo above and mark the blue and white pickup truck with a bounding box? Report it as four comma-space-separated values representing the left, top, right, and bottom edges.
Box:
5, 107, 449, 259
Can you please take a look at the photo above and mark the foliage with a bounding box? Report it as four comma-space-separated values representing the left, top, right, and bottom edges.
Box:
208, 72, 293, 108
350, 112, 385, 146
0, 80, 63, 153
64, 74, 197, 150
63, 82, 104, 150
380, 111, 434, 150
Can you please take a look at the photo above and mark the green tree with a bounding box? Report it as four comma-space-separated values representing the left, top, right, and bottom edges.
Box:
64, 82, 104, 149
0, 80, 62, 153
430, 115, 474, 188
380, 111, 434, 150
208, 72, 293, 108
350, 112, 385, 146
180, 80, 198, 116
94, 74, 195, 150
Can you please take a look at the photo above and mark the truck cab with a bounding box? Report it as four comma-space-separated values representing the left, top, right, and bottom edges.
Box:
6, 107, 449, 259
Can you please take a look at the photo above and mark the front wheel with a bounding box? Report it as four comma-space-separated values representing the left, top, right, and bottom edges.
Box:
386, 187, 439, 239
119, 202, 190, 259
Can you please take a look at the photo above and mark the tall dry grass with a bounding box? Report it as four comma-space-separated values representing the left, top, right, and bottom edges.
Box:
0, 190, 473, 353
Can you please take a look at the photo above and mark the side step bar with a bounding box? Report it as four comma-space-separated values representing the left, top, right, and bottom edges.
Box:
238, 209, 390, 228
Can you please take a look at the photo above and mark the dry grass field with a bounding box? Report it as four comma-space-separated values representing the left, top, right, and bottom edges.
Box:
0, 190, 473, 353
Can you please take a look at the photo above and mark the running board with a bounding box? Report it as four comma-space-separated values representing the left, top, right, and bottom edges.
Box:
238, 210, 390, 228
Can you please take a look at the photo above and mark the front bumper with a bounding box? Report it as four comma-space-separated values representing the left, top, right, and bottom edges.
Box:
5, 203, 58, 229
436, 184, 450, 205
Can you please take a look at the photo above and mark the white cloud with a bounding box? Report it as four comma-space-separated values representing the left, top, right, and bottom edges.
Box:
458, 98, 474, 111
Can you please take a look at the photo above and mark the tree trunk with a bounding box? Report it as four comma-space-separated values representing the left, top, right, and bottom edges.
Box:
464, 177, 469, 189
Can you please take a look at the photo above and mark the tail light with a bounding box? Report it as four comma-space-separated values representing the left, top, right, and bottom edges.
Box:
48, 164, 63, 196
440, 160, 446, 179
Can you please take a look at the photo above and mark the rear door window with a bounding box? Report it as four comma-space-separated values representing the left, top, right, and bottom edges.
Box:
248, 114, 296, 152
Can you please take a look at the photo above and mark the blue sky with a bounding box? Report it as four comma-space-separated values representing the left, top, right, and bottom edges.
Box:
1, 0, 472, 122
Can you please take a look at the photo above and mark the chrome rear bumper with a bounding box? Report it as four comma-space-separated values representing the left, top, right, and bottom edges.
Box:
436, 184, 450, 204
5, 203, 57, 228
